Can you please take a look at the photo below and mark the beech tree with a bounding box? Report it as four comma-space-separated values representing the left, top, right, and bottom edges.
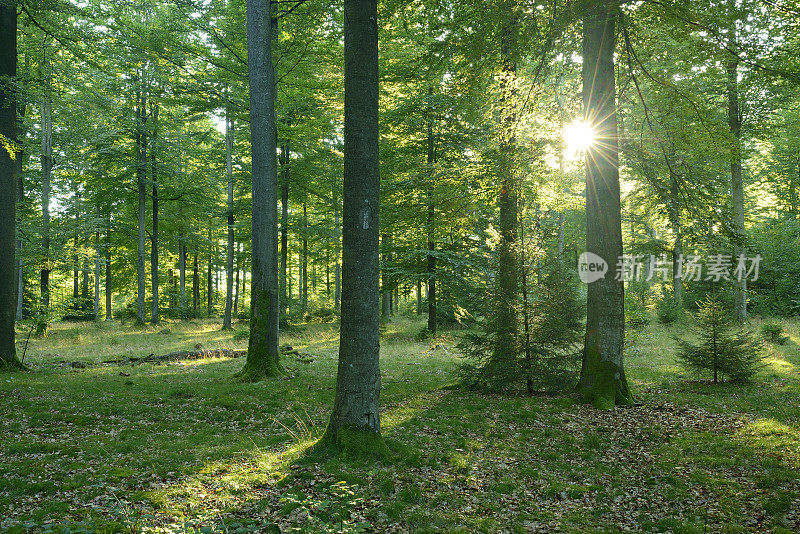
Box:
0, 0, 23, 370
235, 0, 281, 381
322, 0, 387, 455
575, 0, 632, 409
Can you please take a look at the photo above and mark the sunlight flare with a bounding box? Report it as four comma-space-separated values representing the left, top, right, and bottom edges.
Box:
564, 119, 596, 159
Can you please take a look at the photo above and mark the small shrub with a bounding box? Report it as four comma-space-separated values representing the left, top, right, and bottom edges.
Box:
656, 292, 683, 325
760, 321, 789, 345
303, 306, 336, 323
625, 294, 650, 327
676, 294, 764, 383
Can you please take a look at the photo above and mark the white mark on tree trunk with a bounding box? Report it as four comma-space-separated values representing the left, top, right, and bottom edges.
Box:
360, 202, 371, 229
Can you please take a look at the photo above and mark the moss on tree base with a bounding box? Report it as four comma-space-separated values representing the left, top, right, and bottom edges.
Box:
0, 356, 28, 372
317, 424, 390, 460
233, 355, 282, 382
576, 343, 633, 410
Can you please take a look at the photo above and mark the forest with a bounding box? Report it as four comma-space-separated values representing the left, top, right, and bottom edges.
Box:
1, 0, 800, 532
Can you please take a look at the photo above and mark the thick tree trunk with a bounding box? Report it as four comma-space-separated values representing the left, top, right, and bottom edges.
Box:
136, 73, 147, 325
279, 142, 289, 324
492, 6, 520, 372
727, 41, 746, 324
236, 0, 281, 380
577, 0, 632, 409
0, 2, 22, 369
323, 0, 386, 455
223, 111, 235, 330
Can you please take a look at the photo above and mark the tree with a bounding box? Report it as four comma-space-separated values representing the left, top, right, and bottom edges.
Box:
235, 0, 280, 381
0, 0, 24, 370
322, 0, 387, 456
676, 294, 763, 383
576, 0, 632, 409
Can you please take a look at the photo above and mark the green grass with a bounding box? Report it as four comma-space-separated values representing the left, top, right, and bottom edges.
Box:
2, 314, 800, 532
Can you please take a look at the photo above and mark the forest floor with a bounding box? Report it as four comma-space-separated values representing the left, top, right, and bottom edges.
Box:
1, 314, 800, 533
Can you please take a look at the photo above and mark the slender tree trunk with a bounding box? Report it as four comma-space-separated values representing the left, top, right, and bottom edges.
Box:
15, 100, 24, 322
0, 2, 22, 368
727, 26, 746, 324
234, 244, 241, 317
381, 234, 391, 320
279, 142, 289, 324
179, 231, 186, 314
40, 59, 53, 332
105, 215, 112, 320
334, 192, 341, 311
323, 0, 386, 453
136, 71, 147, 325
426, 88, 437, 333
192, 250, 199, 316
223, 110, 235, 330
94, 229, 100, 320
237, 0, 280, 380
301, 203, 308, 313
150, 112, 159, 324
576, 0, 631, 409
207, 226, 214, 316
669, 174, 683, 303
416, 280, 422, 315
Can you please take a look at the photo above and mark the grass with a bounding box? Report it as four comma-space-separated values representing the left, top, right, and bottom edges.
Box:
1, 313, 800, 532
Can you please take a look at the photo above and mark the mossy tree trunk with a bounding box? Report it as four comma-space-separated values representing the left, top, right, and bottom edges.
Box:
0, 2, 24, 371
576, 0, 631, 409
322, 0, 386, 457
236, 0, 281, 381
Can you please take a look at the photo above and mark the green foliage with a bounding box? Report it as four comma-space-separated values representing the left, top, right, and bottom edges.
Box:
460, 265, 584, 394
625, 292, 651, 328
656, 291, 684, 325
760, 321, 789, 345
676, 295, 765, 383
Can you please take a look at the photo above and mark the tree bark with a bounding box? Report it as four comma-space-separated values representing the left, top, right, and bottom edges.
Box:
301, 203, 308, 313
727, 24, 746, 324
192, 249, 199, 316
40, 54, 53, 332
0, 1, 22, 369
576, 0, 632, 409
236, 0, 281, 380
381, 234, 391, 320
426, 88, 437, 333
334, 190, 341, 311
669, 173, 683, 303
136, 70, 148, 325
323, 0, 386, 455
279, 142, 289, 324
207, 226, 214, 316
105, 216, 112, 320
179, 230, 186, 314
150, 105, 159, 325
223, 110, 235, 330
15, 98, 24, 322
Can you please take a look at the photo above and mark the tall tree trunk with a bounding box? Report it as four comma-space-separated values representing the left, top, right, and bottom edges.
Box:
150, 110, 159, 324
323, 0, 386, 454
105, 215, 112, 320
576, 0, 631, 409
237, 0, 280, 380
94, 229, 100, 320
426, 88, 437, 333
234, 244, 241, 317
0, 2, 22, 368
334, 190, 341, 311
15, 99, 24, 322
301, 203, 308, 313
136, 71, 147, 325
223, 110, 235, 330
279, 142, 289, 324
492, 5, 520, 371
727, 25, 746, 324
207, 226, 214, 316
40, 55, 53, 332
669, 174, 683, 303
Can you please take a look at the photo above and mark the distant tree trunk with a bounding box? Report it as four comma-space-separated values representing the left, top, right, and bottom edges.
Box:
207, 226, 214, 316
40, 56, 53, 332
279, 142, 289, 324
150, 108, 159, 325
0, 1, 22, 368
426, 88, 437, 334
234, 244, 241, 317
135, 71, 148, 325
301, 203, 308, 313
323, 0, 386, 454
236, 0, 281, 380
94, 229, 101, 320
416, 280, 422, 315
178, 231, 186, 313
334, 191, 341, 311
492, 5, 521, 371
576, 0, 632, 409
15, 100, 24, 322
105, 215, 112, 320
223, 110, 235, 330
727, 26, 746, 324
381, 234, 391, 320
192, 249, 199, 316
669, 174, 683, 303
